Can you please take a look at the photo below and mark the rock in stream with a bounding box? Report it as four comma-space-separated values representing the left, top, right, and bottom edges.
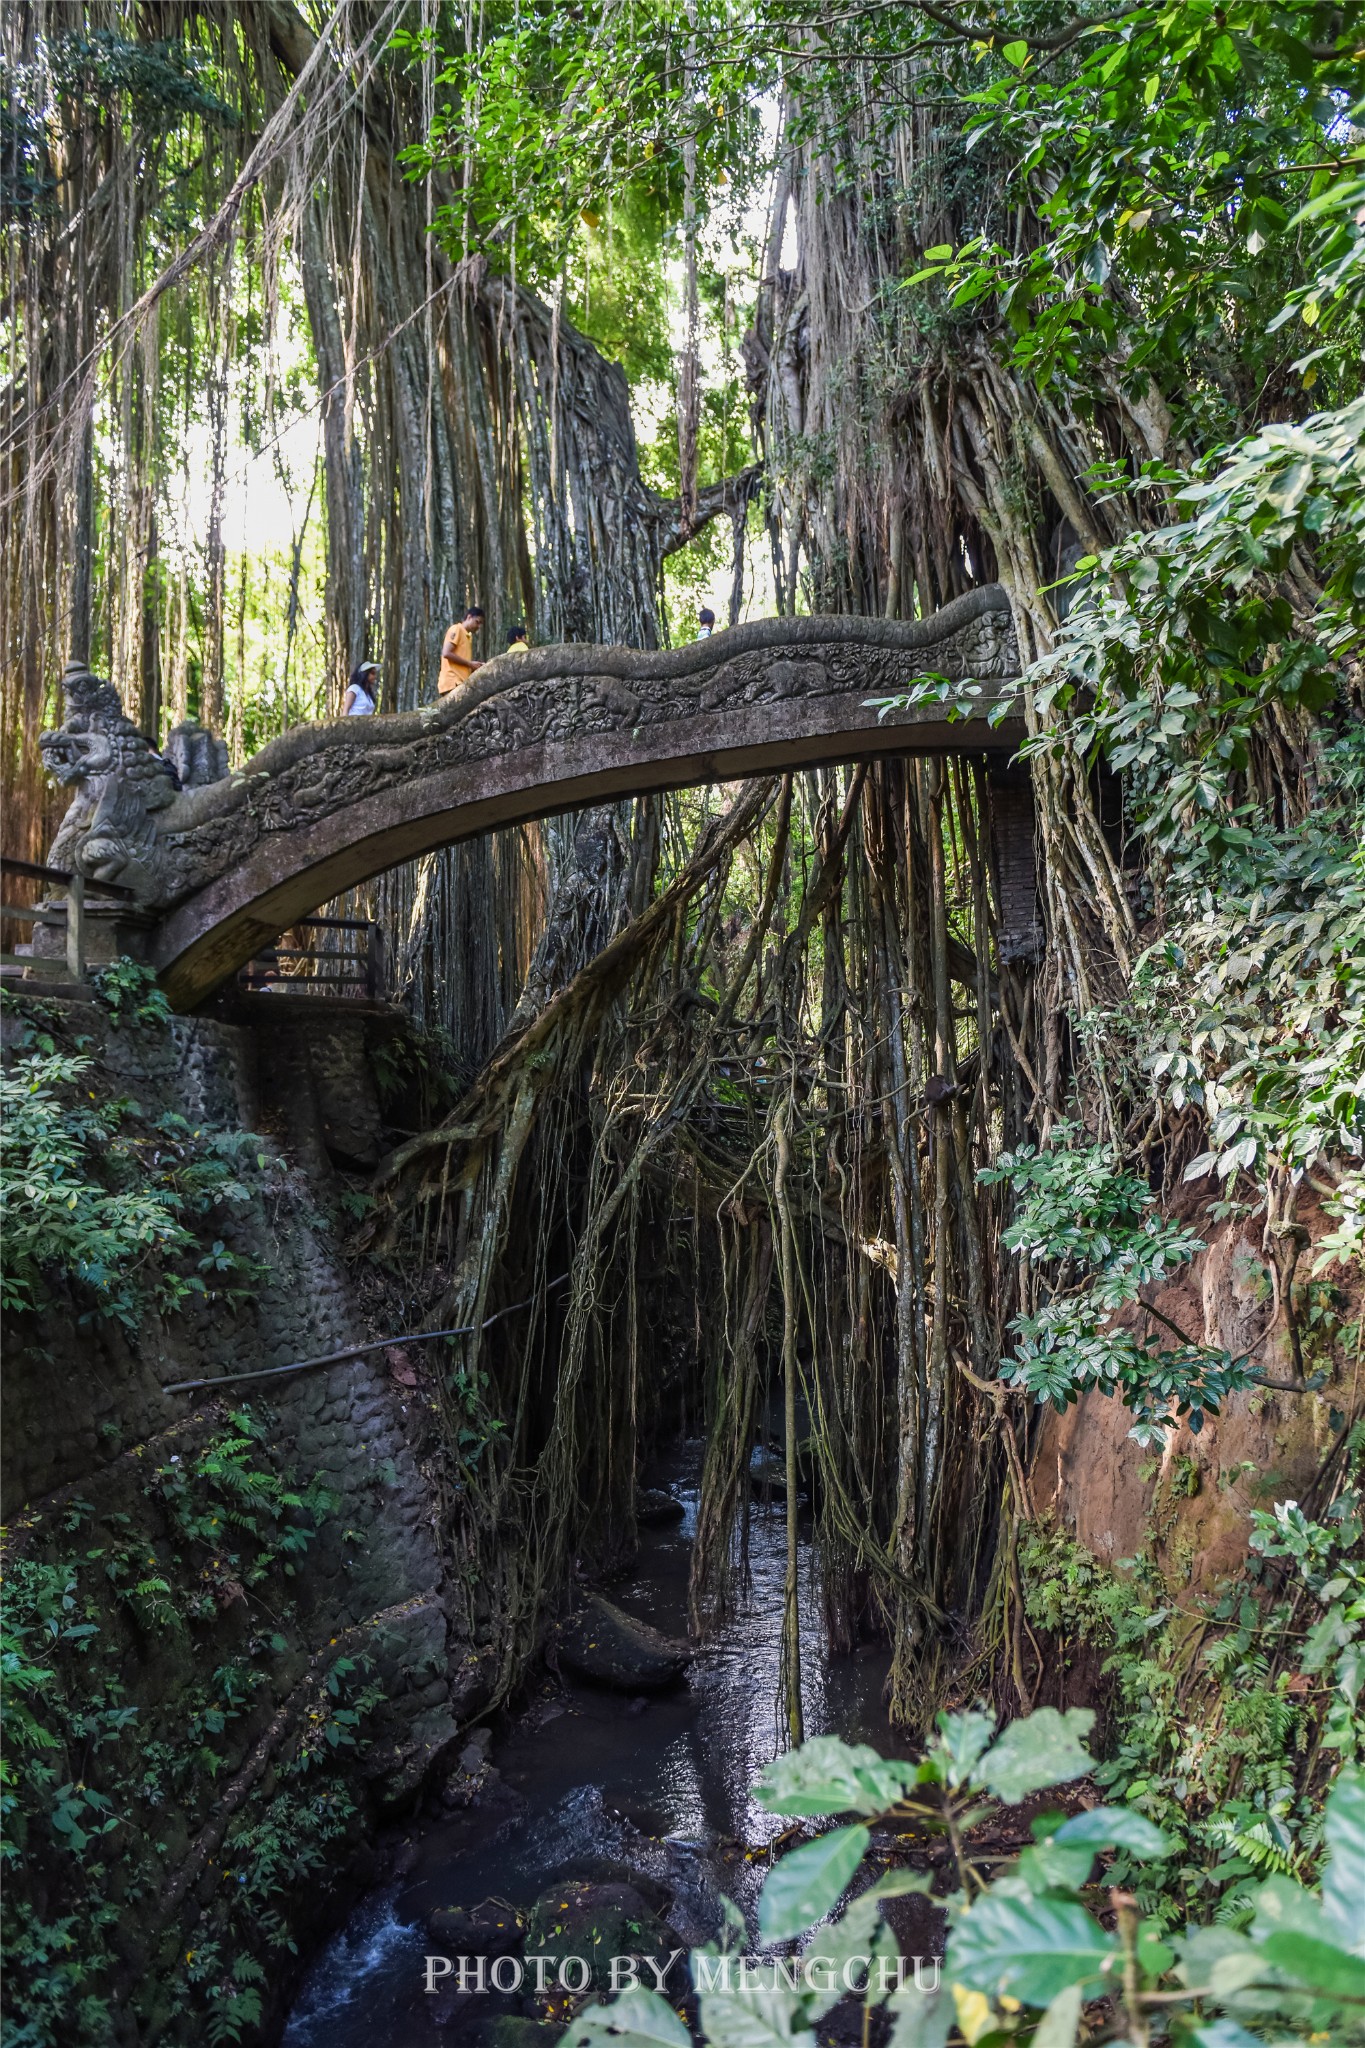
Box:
555, 1596, 689, 1692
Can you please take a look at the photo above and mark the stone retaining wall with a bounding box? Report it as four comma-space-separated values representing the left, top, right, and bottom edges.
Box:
1, 993, 487, 2043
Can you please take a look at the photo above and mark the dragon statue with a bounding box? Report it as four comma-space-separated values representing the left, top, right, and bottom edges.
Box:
39, 661, 227, 903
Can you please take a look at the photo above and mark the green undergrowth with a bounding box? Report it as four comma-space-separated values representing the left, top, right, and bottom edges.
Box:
560, 1709, 1365, 2048
0, 1407, 375, 2047
369, 1016, 464, 1123
1016, 1429, 1364, 1932
0, 985, 275, 1328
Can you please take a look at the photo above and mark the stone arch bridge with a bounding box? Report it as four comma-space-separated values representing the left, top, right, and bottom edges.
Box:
37, 587, 1033, 1011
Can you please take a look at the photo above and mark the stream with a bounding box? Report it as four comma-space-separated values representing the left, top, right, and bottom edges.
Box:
283, 1446, 924, 2046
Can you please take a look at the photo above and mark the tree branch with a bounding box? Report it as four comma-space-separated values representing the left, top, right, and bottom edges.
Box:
652, 463, 765, 558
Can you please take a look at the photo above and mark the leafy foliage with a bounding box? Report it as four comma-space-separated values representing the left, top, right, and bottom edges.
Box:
573, 1716, 1365, 2047
864, 0, 1363, 1463
903, 6, 1361, 413
978, 1125, 1255, 1441
1135, 796, 1365, 1186
90, 957, 173, 1026
0, 1042, 270, 1326
397, 0, 766, 286
1250, 1467, 1365, 1766
147, 1407, 340, 1612
1023, 399, 1365, 858
0, 1419, 364, 2047
1017, 1472, 1365, 1928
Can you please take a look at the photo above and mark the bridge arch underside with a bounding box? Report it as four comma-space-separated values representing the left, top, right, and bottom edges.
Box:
153, 696, 1025, 1010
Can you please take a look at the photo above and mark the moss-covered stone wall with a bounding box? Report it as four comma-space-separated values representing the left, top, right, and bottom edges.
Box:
1, 991, 490, 2045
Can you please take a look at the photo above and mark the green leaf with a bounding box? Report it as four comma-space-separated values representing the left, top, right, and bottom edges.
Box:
1259, 1930, 1365, 2000
1052, 1806, 1174, 1857
1137, 1920, 1175, 1978
1207, 1948, 1265, 1998
1321, 1765, 1365, 1953
1254, 1871, 1337, 1946
929, 1708, 997, 1788
758, 1824, 870, 1939
754, 1737, 917, 1818
1032, 1983, 1083, 2048
801, 1893, 898, 2015
694, 1961, 816, 2048
864, 1869, 935, 1901
947, 1892, 1117, 2006
976, 1709, 1095, 1804
1179, 1922, 1262, 2001
885, 1983, 953, 2048
563, 1988, 691, 2048
1016, 1836, 1096, 1893
1001, 40, 1028, 67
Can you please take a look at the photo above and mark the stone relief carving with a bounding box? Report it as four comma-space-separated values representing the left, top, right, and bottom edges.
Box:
44, 598, 1019, 917
165, 717, 230, 791
39, 665, 228, 903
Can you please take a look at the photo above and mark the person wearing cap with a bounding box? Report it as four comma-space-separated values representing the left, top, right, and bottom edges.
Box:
342, 661, 379, 716
697, 606, 716, 638
439, 606, 486, 695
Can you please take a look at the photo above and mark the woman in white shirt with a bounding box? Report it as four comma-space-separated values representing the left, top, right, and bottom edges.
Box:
342, 661, 379, 716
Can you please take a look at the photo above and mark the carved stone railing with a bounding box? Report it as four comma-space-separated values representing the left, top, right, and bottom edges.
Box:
37, 587, 1027, 1008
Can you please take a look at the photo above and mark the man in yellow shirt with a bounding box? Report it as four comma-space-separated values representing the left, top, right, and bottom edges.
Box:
438, 606, 485, 695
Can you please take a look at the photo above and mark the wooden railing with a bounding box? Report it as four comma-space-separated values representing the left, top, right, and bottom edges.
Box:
0, 863, 387, 1003
0, 856, 134, 983
238, 916, 387, 1001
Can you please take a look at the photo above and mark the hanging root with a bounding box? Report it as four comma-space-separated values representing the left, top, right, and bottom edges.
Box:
362, 752, 1043, 1724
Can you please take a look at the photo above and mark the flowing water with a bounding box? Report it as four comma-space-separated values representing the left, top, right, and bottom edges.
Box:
283, 1447, 915, 2046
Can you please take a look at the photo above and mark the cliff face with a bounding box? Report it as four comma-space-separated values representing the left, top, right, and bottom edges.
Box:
1037, 1201, 1354, 1586
1, 992, 491, 2045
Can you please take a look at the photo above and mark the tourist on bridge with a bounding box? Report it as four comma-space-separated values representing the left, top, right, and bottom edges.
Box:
505, 624, 530, 655
697, 605, 716, 638
438, 605, 485, 695
341, 661, 379, 716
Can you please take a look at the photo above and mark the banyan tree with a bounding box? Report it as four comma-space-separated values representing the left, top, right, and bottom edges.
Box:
5, 0, 1353, 1739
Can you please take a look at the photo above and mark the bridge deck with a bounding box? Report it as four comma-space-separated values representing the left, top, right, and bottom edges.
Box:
54, 590, 1026, 1009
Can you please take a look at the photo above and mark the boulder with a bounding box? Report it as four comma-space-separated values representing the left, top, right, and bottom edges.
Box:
636, 1488, 685, 1528
525, 1879, 681, 1992
556, 1596, 689, 1693
748, 1443, 787, 1498
363, 1701, 463, 1816
473, 2020, 563, 2048
565, 1857, 675, 1919
426, 1898, 526, 1957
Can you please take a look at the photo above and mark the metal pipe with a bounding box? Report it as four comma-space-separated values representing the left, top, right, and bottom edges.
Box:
160, 1324, 474, 1395
159, 1273, 569, 1396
